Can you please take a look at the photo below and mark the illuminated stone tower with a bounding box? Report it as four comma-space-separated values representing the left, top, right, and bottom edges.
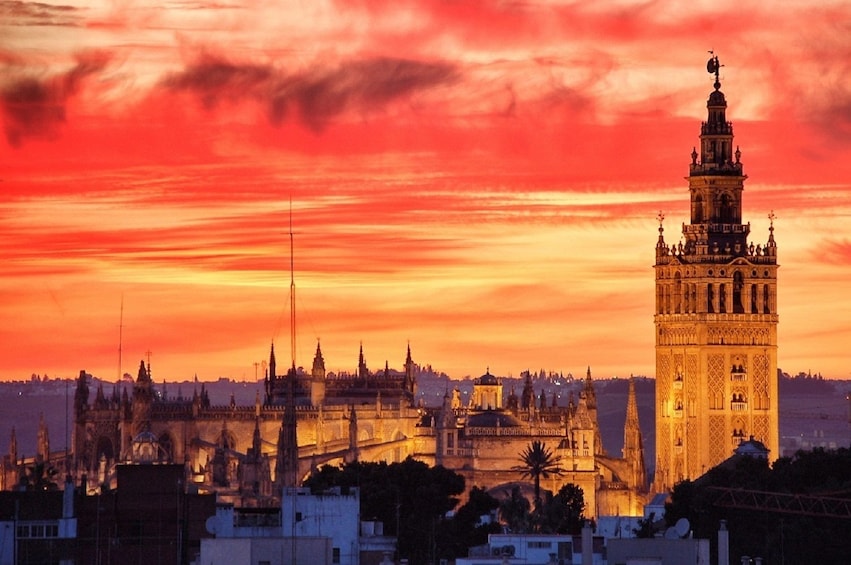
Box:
653, 55, 779, 490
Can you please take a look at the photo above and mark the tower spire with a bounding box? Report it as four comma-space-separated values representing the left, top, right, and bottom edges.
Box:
653, 55, 779, 491
623, 376, 647, 491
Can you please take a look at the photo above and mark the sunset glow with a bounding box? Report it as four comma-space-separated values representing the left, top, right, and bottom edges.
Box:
2, 1, 850, 382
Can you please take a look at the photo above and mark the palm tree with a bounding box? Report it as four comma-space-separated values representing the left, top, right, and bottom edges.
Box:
23, 461, 59, 491
513, 440, 562, 507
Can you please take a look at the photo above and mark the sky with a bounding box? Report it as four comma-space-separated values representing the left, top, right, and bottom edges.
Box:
1, 0, 850, 383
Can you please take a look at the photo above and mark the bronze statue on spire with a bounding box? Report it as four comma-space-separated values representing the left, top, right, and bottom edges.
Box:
707, 52, 722, 90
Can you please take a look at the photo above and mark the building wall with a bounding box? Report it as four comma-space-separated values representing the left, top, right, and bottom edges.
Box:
607, 537, 710, 565
199, 537, 332, 565
282, 487, 360, 565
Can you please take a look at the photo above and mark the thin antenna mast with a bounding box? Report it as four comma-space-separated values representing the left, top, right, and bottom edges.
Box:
289, 197, 296, 368
287, 196, 297, 563
118, 295, 124, 381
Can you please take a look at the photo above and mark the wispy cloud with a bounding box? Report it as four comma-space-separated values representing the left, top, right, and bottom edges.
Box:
162, 54, 459, 131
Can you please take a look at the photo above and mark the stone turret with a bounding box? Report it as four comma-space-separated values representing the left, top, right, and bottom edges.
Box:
310, 341, 326, 406
37, 413, 50, 464
358, 343, 368, 379
74, 370, 90, 419
404, 343, 417, 400
131, 360, 153, 435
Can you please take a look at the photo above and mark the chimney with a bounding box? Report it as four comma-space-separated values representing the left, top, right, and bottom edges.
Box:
718, 520, 729, 565
62, 475, 75, 519
582, 520, 593, 565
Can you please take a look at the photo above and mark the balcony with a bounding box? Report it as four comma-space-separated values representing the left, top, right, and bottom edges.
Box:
731, 401, 748, 412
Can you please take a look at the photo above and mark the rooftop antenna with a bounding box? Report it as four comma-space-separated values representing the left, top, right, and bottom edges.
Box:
118, 294, 124, 381
289, 196, 296, 369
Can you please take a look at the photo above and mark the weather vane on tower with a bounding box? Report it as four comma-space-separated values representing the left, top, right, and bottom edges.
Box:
707, 50, 723, 90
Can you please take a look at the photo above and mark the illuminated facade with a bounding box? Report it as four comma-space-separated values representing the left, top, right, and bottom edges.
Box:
415, 369, 649, 517
653, 56, 779, 490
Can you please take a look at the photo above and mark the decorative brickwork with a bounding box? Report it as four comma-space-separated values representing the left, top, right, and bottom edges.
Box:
708, 354, 725, 409
709, 415, 726, 466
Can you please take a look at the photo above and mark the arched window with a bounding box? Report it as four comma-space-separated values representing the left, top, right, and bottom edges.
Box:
158, 433, 174, 463
674, 272, 682, 313
719, 283, 727, 313
707, 284, 715, 313
763, 285, 771, 314
733, 272, 745, 313
719, 193, 734, 223
95, 436, 114, 465
694, 195, 704, 223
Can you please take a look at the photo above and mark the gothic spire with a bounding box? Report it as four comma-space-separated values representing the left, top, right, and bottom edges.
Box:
9, 426, 17, 466
358, 342, 368, 378
312, 340, 325, 375
37, 413, 49, 463
623, 376, 647, 490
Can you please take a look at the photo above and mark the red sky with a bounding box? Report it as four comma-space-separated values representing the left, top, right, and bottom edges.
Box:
2, 0, 850, 383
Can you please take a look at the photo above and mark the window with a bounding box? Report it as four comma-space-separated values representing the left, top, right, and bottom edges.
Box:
733, 272, 744, 313
16, 522, 59, 539
528, 541, 551, 548
333, 547, 341, 564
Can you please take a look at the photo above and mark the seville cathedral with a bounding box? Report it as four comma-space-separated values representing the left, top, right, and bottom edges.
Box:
0, 56, 779, 518
652, 55, 779, 490
1, 345, 648, 518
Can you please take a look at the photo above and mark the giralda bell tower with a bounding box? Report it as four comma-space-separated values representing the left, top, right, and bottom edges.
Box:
653, 55, 779, 490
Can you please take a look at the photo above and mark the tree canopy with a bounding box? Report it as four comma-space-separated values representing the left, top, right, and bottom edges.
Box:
513, 440, 562, 507
21, 461, 59, 492
304, 457, 465, 564
665, 448, 851, 564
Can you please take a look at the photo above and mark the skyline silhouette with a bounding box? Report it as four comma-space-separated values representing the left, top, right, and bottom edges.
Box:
2, 2, 851, 382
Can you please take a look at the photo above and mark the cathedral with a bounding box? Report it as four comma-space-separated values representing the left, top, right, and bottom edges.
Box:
2, 342, 649, 517
652, 55, 780, 490
61, 342, 423, 507
414, 368, 648, 517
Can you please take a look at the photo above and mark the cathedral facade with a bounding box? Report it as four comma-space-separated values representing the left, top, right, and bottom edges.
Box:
66, 343, 423, 507
4, 342, 649, 517
414, 368, 648, 517
653, 56, 779, 490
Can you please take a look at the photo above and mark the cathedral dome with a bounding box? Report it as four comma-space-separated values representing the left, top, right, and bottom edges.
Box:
476, 370, 499, 385
130, 430, 161, 464
734, 436, 770, 459
466, 410, 522, 428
